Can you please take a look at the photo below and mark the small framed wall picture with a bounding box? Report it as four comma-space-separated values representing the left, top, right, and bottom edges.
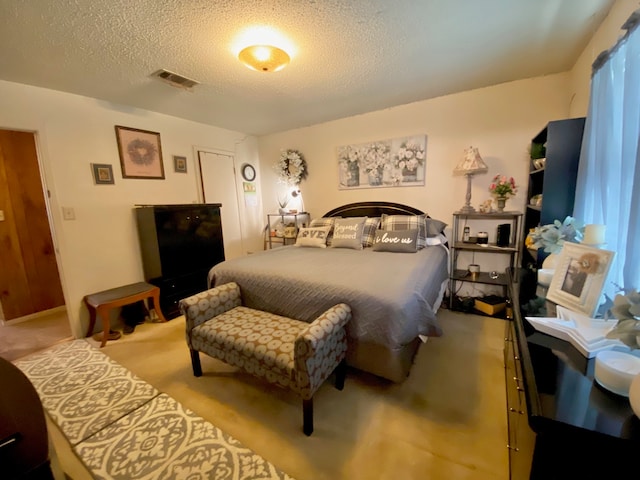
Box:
173, 155, 188, 173
91, 163, 115, 185
241, 163, 256, 181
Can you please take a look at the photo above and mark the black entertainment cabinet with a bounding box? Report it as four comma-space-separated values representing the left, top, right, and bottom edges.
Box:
135, 204, 225, 319
506, 268, 640, 479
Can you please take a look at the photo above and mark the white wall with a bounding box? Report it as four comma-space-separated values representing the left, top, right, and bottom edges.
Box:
570, 0, 640, 116
257, 74, 572, 295
0, 80, 261, 337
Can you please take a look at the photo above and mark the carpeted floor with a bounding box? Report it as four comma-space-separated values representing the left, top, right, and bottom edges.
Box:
0, 308, 72, 362
47, 308, 509, 480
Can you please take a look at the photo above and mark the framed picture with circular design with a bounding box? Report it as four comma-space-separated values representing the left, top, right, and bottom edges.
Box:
241, 163, 256, 181
115, 125, 165, 179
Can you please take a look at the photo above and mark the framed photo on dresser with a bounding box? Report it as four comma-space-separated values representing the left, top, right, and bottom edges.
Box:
546, 243, 615, 317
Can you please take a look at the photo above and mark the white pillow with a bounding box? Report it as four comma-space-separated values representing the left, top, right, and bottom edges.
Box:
294, 226, 331, 248
309, 217, 337, 246
425, 233, 448, 246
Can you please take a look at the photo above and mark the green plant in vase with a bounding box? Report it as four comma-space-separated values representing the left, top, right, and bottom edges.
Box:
530, 142, 546, 159
529, 142, 546, 170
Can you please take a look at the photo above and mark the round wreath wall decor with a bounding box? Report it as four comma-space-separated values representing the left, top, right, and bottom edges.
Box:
275, 149, 308, 185
127, 138, 158, 166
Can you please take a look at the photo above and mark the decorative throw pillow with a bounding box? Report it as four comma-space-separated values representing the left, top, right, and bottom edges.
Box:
380, 214, 427, 249
426, 218, 447, 237
294, 226, 331, 248
361, 217, 381, 247
372, 229, 419, 253
309, 217, 337, 246
331, 217, 366, 250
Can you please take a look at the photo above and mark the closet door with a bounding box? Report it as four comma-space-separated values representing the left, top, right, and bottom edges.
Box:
198, 151, 243, 260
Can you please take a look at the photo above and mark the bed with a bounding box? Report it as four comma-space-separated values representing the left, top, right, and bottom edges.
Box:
208, 202, 449, 382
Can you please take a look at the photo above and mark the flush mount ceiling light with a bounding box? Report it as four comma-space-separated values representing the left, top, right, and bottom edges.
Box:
238, 45, 290, 72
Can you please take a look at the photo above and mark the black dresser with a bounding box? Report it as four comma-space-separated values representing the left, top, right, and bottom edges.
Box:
506, 268, 640, 479
135, 204, 225, 319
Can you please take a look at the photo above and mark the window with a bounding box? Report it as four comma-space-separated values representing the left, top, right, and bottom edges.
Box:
574, 11, 640, 299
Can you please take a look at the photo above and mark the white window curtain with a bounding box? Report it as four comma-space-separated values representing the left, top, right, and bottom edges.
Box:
574, 11, 640, 298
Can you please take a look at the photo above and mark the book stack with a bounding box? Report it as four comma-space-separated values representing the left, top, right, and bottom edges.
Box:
474, 295, 506, 316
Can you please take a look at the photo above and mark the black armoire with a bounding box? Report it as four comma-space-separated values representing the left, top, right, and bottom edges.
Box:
135, 204, 225, 319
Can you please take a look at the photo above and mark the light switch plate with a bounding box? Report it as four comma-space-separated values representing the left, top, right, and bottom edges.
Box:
62, 207, 75, 220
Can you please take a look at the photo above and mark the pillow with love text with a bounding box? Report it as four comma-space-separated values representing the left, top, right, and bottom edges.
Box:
309, 217, 336, 246
294, 226, 331, 248
372, 229, 418, 253
380, 214, 427, 249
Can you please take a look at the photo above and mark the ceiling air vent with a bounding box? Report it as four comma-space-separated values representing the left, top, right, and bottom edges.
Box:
151, 69, 199, 90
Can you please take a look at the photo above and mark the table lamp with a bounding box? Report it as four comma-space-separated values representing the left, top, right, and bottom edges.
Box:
453, 146, 489, 213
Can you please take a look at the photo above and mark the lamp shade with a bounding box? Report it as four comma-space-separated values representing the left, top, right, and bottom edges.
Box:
453, 146, 489, 175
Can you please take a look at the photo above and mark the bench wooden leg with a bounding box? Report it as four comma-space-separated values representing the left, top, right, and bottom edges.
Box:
303, 398, 313, 436
96, 306, 111, 348
150, 288, 166, 323
85, 304, 97, 339
190, 350, 202, 377
335, 359, 347, 391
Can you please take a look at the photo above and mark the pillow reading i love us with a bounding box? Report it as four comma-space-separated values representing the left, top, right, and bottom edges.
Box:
372, 229, 419, 253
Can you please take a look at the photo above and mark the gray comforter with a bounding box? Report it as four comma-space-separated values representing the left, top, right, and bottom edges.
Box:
208, 244, 448, 349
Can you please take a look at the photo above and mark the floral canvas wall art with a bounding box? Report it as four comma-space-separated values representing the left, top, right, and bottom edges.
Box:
337, 135, 426, 189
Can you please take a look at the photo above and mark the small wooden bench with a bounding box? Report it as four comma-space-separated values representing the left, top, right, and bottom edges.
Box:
84, 282, 166, 347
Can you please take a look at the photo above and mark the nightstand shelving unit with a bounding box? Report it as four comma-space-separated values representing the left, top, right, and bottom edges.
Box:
266, 212, 310, 249
449, 211, 523, 311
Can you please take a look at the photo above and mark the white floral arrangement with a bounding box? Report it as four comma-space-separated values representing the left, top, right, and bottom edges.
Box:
393, 141, 425, 172
361, 142, 390, 174
275, 149, 308, 185
337, 145, 360, 166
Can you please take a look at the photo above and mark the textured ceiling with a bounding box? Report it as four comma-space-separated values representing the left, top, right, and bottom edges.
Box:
0, 0, 614, 136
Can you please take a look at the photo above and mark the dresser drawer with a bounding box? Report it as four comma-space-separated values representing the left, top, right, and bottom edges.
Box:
504, 320, 534, 479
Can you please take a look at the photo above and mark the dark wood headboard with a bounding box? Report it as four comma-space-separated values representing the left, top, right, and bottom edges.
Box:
323, 201, 424, 218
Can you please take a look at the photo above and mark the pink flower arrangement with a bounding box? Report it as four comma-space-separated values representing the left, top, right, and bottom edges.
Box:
489, 174, 517, 197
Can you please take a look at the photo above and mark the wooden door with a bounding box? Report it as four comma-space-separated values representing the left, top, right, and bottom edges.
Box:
0, 130, 64, 320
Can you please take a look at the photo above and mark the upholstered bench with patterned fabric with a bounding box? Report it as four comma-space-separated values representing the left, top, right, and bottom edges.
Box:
179, 282, 351, 436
